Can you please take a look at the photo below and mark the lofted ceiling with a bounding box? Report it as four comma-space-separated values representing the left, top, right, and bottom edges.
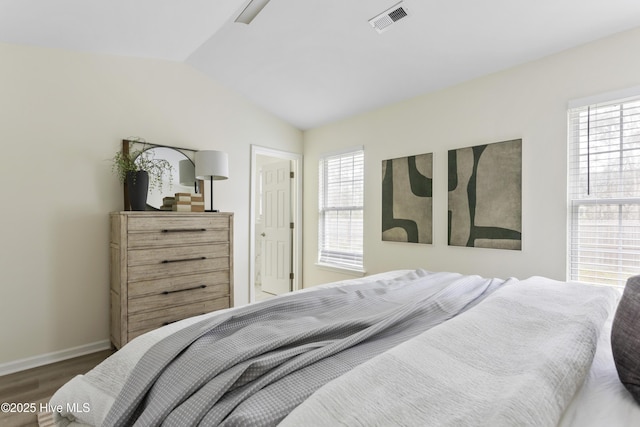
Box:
1, 0, 640, 130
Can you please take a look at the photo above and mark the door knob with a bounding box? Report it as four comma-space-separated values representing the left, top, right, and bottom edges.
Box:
261, 232, 266, 237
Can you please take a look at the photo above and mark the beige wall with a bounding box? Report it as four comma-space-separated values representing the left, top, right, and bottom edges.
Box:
302, 27, 640, 287
3, 25, 640, 369
0, 42, 302, 366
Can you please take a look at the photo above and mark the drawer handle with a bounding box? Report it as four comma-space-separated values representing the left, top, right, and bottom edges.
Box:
161, 256, 207, 264
162, 228, 206, 233
162, 284, 207, 295
162, 312, 208, 326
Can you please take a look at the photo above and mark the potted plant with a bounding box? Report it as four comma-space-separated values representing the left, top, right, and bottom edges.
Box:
112, 142, 174, 211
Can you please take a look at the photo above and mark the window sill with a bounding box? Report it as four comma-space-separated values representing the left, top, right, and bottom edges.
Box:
316, 263, 366, 277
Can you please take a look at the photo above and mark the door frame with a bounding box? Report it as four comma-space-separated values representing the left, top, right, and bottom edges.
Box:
249, 145, 303, 303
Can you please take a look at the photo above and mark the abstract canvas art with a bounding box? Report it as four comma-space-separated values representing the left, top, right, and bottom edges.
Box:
382, 153, 433, 244
448, 139, 522, 250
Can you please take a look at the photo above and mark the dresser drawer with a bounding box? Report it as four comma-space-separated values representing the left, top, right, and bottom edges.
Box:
128, 270, 230, 298
128, 243, 230, 267
128, 280, 230, 314
128, 255, 229, 282
128, 296, 231, 340
128, 229, 229, 249
128, 215, 230, 232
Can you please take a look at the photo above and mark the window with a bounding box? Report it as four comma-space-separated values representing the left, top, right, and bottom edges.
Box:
318, 147, 364, 271
568, 94, 640, 286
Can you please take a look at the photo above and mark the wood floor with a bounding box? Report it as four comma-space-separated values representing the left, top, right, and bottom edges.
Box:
254, 284, 276, 302
0, 350, 114, 427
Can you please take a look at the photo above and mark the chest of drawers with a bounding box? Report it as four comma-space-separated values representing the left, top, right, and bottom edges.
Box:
110, 211, 234, 349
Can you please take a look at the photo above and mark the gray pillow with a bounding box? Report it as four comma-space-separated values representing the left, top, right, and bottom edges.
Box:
612, 275, 640, 404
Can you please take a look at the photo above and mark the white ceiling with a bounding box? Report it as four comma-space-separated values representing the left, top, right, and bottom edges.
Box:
2, 0, 640, 130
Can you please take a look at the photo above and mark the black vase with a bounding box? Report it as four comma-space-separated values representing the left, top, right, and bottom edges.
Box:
127, 170, 149, 211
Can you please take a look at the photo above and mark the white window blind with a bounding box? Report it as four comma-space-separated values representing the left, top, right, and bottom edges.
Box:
568, 96, 640, 286
318, 148, 364, 270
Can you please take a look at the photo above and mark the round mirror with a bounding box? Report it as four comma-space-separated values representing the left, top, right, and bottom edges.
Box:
135, 147, 197, 210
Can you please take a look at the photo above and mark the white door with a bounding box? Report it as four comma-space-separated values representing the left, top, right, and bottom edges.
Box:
261, 160, 292, 295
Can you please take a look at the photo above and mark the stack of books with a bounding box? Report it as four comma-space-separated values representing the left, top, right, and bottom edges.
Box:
160, 197, 175, 211
172, 193, 205, 212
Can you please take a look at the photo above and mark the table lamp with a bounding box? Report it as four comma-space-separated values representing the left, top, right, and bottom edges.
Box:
195, 150, 229, 212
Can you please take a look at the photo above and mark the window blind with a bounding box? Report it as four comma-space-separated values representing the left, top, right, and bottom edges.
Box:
568, 96, 640, 286
318, 148, 364, 270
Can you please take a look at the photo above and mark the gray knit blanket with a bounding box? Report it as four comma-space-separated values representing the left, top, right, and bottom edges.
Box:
104, 270, 507, 426
281, 276, 617, 427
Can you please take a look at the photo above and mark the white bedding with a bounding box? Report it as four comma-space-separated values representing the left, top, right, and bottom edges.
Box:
47, 271, 640, 427
49, 270, 414, 426
280, 276, 616, 426
559, 306, 640, 426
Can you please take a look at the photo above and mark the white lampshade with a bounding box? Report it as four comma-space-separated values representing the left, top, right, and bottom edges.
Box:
195, 151, 229, 181
178, 159, 195, 186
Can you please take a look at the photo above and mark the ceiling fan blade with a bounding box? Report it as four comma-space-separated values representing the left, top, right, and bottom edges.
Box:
235, 0, 272, 24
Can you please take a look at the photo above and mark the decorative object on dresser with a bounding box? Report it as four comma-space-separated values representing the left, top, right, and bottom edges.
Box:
110, 211, 234, 349
119, 139, 205, 211
126, 170, 150, 211
172, 192, 205, 212
112, 138, 175, 211
159, 193, 205, 211
160, 196, 176, 211
195, 150, 229, 212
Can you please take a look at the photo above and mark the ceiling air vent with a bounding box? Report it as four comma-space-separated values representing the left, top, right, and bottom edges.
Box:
369, 2, 409, 34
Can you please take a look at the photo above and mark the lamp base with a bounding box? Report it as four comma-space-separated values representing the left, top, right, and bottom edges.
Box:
205, 209, 219, 213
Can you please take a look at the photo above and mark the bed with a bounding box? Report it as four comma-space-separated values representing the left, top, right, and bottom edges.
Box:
43, 269, 640, 426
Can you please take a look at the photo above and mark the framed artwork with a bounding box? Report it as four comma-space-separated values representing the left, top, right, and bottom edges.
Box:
382, 153, 433, 244
448, 139, 522, 250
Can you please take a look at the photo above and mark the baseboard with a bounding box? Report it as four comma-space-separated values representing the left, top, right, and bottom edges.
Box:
0, 340, 111, 376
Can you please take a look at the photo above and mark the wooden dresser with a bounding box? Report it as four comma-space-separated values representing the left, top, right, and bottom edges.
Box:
109, 211, 234, 349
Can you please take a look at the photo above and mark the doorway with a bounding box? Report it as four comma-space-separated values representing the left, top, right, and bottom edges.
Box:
249, 145, 302, 303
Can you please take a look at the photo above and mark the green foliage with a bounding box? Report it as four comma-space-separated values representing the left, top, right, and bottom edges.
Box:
111, 142, 174, 194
